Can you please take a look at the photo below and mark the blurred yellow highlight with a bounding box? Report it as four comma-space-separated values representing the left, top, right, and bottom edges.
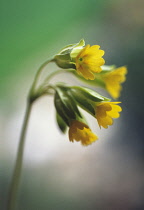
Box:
102, 66, 127, 99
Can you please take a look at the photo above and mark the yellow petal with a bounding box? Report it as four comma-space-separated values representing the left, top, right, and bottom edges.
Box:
96, 102, 121, 128
69, 120, 98, 146
76, 44, 105, 80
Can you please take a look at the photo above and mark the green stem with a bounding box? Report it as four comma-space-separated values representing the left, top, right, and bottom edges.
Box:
7, 101, 32, 210
31, 58, 54, 93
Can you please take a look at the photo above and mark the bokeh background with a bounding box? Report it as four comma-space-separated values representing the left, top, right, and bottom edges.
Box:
1, 0, 144, 209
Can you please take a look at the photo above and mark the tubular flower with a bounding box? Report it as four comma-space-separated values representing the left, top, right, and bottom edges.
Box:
95, 102, 122, 128
69, 120, 98, 146
75, 45, 105, 80
102, 66, 127, 99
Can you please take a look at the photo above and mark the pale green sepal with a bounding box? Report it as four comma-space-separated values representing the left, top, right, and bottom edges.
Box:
56, 88, 76, 119
56, 86, 82, 118
57, 39, 85, 56
69, 90, 95, 116
70, 39, 85, 61
54, 92, 70, 126
71, 86, 109, 102
56, 112, 67, 133
101, 96, 111, 102
57, 44, 77, 55
76, 39, 85, 48
54, 53, 75, 69
54, 39, 85, 69
55, 86, 85, 126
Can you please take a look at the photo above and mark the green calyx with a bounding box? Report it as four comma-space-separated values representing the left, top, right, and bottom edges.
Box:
54, 84, 111, 126
54, 39, 85, 69
54, 85, 97, 133
69, 86, 110, 117
54, 86, 82, 127
71, 86, 110, 102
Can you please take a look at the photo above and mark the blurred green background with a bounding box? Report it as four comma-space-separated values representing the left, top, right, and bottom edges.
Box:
1, 0, 144, 209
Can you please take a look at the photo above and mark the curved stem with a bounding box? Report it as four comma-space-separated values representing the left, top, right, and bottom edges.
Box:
7, 101, 32, 210
31, 58, 54, 93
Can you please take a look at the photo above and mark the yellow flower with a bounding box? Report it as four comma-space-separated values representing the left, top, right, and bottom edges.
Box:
69, 120, 98, 146
102, 66, 127, 99
96, 102, 122, 128
75, 45, 105, 80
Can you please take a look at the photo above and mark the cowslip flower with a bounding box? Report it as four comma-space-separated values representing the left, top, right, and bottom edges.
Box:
75, 45, 105, 80
95, 102, 122, 128
69, 120, 98, 146
102, 66, 127, 99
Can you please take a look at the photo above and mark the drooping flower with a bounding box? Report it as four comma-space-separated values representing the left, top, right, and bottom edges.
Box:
102, 66, 127, 99
95, 102, 122, 128
69, 120, 98, 146
75, 45, 105, 80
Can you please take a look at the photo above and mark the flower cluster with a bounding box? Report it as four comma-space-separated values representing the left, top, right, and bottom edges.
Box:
54, 85, 122, 146
49, 39, 127, 145
34, 39, 127, 146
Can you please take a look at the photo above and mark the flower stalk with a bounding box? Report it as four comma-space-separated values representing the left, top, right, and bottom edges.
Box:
7, 100, 32, 210
7, 59, 54, 210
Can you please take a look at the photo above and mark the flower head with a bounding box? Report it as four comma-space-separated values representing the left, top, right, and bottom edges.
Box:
95, 102, 122, 128
69, 120, 98, 146
102, 66, 127, 99
75, 45, 105, 80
